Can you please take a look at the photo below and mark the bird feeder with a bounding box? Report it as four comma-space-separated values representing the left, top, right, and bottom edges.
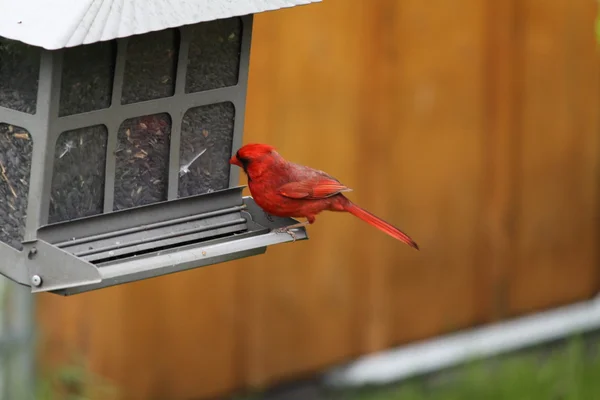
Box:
0, 0, 319, 296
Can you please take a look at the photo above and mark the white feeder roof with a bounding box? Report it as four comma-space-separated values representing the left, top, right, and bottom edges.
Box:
0, 0, 321, 50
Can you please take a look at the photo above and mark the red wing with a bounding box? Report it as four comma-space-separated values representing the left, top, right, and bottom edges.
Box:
278, 178, 352, 199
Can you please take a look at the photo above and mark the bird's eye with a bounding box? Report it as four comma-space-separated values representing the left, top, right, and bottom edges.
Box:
236, 151, 250, 170
236, 151, 248, 163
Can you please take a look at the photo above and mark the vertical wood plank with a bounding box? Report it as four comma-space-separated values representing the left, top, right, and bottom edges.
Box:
351, 0, 400, 355
475, 0, 520, 321
509, 0, 600, 314
384, 0, 487, 344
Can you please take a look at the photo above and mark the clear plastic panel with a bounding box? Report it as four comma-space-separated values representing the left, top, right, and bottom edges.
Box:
49, 125, 108, 223
186, 18, 242, 93
121, 29, 179, 104
59, 41, 116, 116
114, 113, 171, 210
0, 39, 41, 114
0, 123, 33, 250
178, 102, 235, 198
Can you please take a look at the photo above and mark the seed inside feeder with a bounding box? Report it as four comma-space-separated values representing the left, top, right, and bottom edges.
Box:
121, 29, 179, 105
114, 113, 171, 210
0, 123, 32, 250
49, 125, 108, 224
0, 38, 40, 114
59, 41, 116, 116
186, 17, 242, 93
178, 102, 235, 198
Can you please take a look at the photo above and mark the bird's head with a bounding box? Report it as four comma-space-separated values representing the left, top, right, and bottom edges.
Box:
229, 143, 277, 175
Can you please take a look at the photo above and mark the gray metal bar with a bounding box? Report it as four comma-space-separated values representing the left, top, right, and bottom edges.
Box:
51, 85, 241, 135
111, 38, 128, 108
55, 204, 246, 248
0, 108, 37, 134
174, 27, 190, 96
103, 122, 118, 213
92, 220, 306, 286
37, 186, 245, 243
81, 219, 247, 263
55, 247, 265, 296
0, 243, 29, 286
25, 239, 102, 293
104, 38, 128, 212
166, 28, 191, 199
73, 217, 246, 258
167, 108, 183, 200
24, 50, 62, 239
228, 15, 254, 188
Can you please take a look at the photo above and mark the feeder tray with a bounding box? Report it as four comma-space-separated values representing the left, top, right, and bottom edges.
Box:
1, 187, 307, 295
0, 0, 319, 295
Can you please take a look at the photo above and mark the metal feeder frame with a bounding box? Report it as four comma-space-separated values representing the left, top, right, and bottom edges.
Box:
0, 15, 308, 296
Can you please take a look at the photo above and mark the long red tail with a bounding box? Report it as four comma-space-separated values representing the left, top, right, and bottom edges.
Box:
344, 202, 419, 250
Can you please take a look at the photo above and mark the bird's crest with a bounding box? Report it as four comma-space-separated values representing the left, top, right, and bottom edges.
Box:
236, 143, 276, 161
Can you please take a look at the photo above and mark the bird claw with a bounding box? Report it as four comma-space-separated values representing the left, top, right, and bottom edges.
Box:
273, 227, 297, 242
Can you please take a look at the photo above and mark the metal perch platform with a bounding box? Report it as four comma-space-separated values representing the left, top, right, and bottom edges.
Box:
0, 187, 307, 296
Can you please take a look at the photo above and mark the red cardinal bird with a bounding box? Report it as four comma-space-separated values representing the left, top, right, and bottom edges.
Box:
229, 143, 419, 250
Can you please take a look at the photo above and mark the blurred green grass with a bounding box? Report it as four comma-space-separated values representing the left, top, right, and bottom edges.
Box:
30, 335, 600, 400
342, 336, 600, 400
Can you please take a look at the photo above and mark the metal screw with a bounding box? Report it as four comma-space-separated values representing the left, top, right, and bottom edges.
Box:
31, 275, 42, 287
27, 248, 37, 260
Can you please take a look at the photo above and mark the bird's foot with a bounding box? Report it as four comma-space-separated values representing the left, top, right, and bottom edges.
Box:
272, 221, 310, 242
273, 227, 298, 242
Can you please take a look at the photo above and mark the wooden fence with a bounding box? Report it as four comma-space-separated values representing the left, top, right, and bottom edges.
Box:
36, 0, 600, 398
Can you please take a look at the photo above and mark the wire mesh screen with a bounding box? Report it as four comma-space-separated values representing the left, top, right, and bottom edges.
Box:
0, 278, 35, 399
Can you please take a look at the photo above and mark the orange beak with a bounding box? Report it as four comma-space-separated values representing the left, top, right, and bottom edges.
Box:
229, 154, 242, 168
